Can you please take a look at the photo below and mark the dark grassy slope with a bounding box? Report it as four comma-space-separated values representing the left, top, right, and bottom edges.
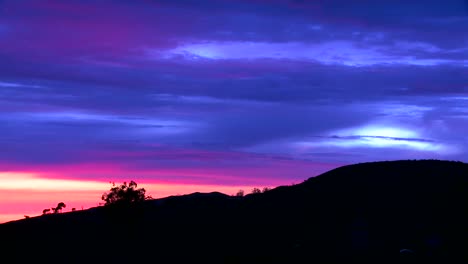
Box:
1, 160, 468, 264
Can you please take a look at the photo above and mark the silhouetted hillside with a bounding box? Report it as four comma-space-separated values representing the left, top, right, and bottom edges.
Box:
1, 160, 467, 264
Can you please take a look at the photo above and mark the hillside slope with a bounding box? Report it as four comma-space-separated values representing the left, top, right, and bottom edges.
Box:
1, 160, 467, 264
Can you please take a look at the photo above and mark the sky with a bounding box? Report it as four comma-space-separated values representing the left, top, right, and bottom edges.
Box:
0, 0, 467, 222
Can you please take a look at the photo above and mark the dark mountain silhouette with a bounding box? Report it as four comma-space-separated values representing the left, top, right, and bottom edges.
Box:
1, 160, 468, 264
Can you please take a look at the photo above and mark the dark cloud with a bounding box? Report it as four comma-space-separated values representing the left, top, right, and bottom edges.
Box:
1, 59, 466, 109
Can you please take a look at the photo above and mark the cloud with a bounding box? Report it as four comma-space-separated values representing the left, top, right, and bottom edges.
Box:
297, 123, 458, 156
164, 40, 468, 66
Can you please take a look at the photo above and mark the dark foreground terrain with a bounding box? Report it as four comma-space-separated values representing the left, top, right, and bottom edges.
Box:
1, 160, 468, 264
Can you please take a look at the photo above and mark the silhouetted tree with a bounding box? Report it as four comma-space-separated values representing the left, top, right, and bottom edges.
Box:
251, 188, 261, 194
42, 208, 51, 215
262, 187, 271, 193
235, 189, 244, 197
101, 181, 151, 206
52, 202, 66, 214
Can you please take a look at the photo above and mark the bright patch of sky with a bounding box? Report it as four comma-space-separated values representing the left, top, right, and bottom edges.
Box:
0, 172, 108, 191
151, 93, 274, 106
0, 81, 42, 89
441, 96, 468, 101
161, 41, 462, 66
317, 137, 440, 152
308, 125, 456, 153
376, 103, 433, 119
240, 124, 452, 159
344, 125, 418, 138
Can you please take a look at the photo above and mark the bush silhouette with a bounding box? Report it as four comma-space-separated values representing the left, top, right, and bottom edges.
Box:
235, 189, 244, 197
251, 188, 261, 194
52, 202, 66, 214
101, 181, 151, 206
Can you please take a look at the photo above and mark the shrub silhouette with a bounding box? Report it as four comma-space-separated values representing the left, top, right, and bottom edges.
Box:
101, 181, 151, 206
42, 208, 51, 215
235, 189, 244, 197
251, 188, 261, 194
52, 202, 66, 214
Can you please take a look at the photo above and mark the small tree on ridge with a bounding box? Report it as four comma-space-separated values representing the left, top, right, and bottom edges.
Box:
101, 181, 151, 206
52, 202, 66, 214
251, 188, 261, 194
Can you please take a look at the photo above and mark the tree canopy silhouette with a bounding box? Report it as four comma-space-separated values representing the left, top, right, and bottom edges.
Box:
251, 188, 261, 194
52, 202, 66, 214
235, 189, 244, 197
101, 181, 151, 206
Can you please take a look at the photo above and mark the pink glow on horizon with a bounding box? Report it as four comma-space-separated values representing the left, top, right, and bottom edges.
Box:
0, 150, 340, 185
0, 161, 332, 223
0, 150, 341, 224
0, 176, 276, 224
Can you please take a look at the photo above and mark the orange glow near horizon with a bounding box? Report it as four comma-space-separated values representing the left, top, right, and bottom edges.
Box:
0, 171, 274, 224
0, 172, 109, 191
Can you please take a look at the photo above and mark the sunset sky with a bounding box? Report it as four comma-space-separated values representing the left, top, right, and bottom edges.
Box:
1, 0, 467, 223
